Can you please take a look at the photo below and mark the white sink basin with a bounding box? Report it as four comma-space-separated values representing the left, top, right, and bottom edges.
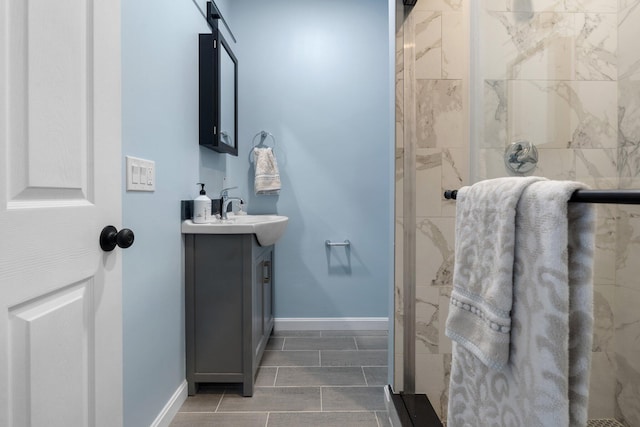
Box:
181, 215, 288, 246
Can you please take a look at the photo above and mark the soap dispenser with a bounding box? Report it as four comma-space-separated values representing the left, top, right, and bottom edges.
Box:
193, 183, 211, 224
237, 200, 247, 215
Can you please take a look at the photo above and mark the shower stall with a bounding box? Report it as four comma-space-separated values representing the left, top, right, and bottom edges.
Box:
394, 1, 640, 425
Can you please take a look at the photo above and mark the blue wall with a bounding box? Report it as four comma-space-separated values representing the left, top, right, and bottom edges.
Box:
121, 1, 216, 426
226, 0, 393, 318
121, 0, 392, 424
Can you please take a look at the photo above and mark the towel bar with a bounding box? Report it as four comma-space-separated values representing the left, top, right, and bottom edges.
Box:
444, 189, 640, 204
325, 240, 351, 247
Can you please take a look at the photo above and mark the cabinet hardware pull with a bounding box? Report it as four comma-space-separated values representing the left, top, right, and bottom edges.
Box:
263, 261, 271, 284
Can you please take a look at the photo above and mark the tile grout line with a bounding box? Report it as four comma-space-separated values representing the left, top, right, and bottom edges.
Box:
362, 366, 369, 386
211, 410, 378, 415
318, 350, 322, 367
214, 388, 226, 413
320, 386, 323, 412
263, 365, 336, 368
254, 385, 375, 388
273, 367, 279, 387
268, 349, 386, 352
375, 411, 382, 427
265, 412, 270, 427
354, 337, 359, 350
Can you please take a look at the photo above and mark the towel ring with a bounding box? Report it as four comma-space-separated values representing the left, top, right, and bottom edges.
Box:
249, 131, 277, 163
252, 131, 276, 148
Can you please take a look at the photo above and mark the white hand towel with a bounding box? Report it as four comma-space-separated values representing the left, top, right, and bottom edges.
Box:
253, 147, 281, 195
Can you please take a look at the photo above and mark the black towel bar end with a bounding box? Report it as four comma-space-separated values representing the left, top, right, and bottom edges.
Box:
444, 190, 458, 200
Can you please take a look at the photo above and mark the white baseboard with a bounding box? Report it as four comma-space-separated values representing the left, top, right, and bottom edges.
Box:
274, 317, 389, 331
150, 379, 187, 427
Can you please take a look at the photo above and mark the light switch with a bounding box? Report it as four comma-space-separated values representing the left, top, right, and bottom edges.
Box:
126, 156, 156, 192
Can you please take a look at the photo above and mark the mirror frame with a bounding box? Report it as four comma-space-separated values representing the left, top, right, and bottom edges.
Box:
199, 30, 238, 156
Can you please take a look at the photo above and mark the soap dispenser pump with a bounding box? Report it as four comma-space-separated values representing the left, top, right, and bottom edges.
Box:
193, 183, 211, 224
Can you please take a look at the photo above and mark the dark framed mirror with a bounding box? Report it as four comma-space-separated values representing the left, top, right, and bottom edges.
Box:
199, 29, 238, 155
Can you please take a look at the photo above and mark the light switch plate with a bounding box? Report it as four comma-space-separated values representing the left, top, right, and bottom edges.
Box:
126, 156, 156, 191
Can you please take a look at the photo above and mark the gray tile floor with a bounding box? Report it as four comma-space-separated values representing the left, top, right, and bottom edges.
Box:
171, 330, 391, 427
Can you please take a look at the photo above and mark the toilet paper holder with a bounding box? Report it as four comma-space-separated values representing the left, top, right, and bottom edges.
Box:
325, 240, 351, 247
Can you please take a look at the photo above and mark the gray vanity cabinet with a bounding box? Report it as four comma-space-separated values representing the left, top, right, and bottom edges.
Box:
184, 233, 274, 397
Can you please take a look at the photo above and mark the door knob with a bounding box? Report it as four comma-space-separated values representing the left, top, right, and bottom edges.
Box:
100, 225, 135, 252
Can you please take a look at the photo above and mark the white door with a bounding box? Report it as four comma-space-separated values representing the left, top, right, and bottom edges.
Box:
0, 0, 123, 426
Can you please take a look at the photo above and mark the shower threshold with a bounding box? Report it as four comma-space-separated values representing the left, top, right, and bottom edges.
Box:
384, 385, 443, 427
382, 389, 625, 427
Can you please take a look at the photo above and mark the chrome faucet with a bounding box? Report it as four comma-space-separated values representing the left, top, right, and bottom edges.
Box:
219, 186, 243, 220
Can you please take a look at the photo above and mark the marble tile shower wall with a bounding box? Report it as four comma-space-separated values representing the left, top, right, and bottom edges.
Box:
395, 0, 640, 425
615, 3, 640, 425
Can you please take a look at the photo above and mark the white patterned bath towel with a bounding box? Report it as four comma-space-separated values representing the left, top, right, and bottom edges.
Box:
447, 179, 596, 427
